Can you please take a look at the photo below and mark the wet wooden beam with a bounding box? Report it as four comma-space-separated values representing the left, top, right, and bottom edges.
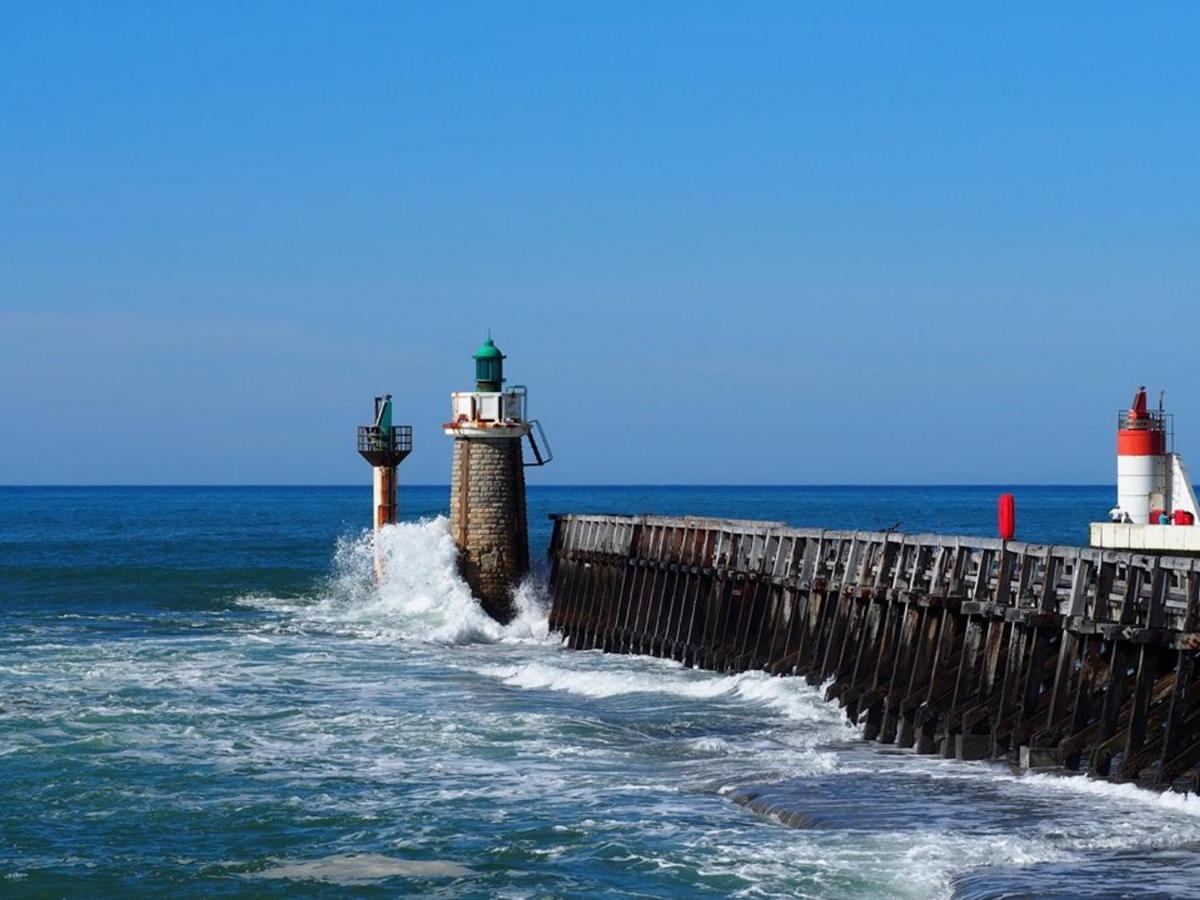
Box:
544, 513, 1200, 794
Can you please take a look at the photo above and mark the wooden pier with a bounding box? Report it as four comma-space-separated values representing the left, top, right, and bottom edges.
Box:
546, 513, 1200, 791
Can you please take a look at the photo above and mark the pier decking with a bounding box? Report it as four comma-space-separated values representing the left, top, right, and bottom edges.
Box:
546, 513, 1200, 791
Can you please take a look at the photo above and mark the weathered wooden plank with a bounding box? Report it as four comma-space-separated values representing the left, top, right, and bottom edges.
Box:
544, 513, 1200, 793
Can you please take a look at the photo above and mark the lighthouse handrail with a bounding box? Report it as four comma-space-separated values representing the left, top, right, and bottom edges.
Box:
1118, 409, 1170, 430
358, 425, 413, 453
505, 384, 528, 423
525, 419, 553, 467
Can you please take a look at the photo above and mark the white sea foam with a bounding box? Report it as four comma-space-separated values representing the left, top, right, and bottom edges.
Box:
211, 517, 1200, 899
837, 743, 1200, 823
1006, 766, 1200, 819
476, 658, 854, 730
240, 517, 550, 645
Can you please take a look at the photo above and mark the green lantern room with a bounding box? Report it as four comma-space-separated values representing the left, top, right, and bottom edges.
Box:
474, 337, 505, 392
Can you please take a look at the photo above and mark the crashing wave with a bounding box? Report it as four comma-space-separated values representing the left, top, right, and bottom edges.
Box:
240, 517, 550, 645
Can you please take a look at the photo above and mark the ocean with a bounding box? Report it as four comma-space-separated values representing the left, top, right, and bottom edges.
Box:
4, 485, 1200, 898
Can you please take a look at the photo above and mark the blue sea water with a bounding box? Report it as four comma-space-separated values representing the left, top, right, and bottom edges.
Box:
4, 485, 1200, 898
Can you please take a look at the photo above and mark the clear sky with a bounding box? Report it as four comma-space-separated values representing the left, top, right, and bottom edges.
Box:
2, 3, 1197, 485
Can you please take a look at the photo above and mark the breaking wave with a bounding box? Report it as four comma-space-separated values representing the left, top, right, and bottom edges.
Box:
228, 517, 1200, 898
476, 658, 857, 729
239, 517, 550, 645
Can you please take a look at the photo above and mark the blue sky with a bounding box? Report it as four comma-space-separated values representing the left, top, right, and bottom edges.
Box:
2, 3, 1198, 484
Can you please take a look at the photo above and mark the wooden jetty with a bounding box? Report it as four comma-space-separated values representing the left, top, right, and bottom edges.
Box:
546, 513, 1200, 791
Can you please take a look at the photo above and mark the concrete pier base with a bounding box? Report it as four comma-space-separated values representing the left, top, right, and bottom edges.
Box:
955, 734, 992, 761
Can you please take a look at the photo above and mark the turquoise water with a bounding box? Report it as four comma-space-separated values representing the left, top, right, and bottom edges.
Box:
4, 486, 1200, 898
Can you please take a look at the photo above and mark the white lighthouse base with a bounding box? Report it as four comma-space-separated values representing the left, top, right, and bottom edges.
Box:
1089, 522, 1200, 553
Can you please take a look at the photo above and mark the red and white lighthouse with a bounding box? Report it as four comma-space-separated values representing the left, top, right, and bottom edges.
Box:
1092, 386, 1200, 550
1115, 386, 1169, 524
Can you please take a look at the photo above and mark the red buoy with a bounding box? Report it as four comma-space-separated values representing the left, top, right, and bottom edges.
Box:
998, 493, 1015, 540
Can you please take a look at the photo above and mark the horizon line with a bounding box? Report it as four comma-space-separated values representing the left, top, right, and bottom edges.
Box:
0, 482, 1112, 489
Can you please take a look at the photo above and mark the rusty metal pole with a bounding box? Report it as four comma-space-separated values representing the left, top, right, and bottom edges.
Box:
358, 395, 412, 583
373, 465, 397, 529
371, 465, 398, 581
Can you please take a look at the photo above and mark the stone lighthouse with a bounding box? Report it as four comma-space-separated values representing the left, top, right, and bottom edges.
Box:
444, 336, 551, 623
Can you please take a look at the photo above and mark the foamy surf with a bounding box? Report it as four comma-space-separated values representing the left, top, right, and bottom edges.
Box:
220, 516, 1200, 900
239, 517, 551, 645
475, 657, 856, 731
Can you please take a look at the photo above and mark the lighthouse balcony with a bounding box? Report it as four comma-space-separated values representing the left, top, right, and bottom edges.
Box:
357, 425, 413, 466
443, 389, 530, 437
1118, 409, 1171, 433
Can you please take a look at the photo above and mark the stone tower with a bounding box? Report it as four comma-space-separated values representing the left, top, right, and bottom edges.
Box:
443, 337, 550, 623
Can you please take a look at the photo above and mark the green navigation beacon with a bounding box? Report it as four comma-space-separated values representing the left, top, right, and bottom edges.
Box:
473, 337, 505, 393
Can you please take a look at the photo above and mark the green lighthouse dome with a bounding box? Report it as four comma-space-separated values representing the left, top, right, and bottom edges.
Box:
473, 336, 505, 392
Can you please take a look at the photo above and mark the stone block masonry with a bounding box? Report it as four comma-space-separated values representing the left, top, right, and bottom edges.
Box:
450, 437, 529, 622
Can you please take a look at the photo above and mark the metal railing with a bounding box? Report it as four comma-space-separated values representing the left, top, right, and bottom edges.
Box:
357, 425, 413, 454
525, 419, 553, 466
1119, 409, 1171, 432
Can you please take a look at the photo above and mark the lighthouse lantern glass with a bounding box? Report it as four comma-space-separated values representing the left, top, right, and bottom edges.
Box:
473, 337, 505, 393
477, 356, 501, 386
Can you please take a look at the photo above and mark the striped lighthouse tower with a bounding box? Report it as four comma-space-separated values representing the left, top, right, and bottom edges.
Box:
1092, 386, 1200, 550
1115, 386, 1169, 524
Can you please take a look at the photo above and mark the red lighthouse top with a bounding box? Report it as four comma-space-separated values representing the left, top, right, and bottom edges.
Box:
1118, 386, 1166, 456
1128, 387, 1150, 422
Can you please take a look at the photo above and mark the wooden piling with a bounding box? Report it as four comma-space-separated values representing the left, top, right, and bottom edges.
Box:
545, 513, 1200, 793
